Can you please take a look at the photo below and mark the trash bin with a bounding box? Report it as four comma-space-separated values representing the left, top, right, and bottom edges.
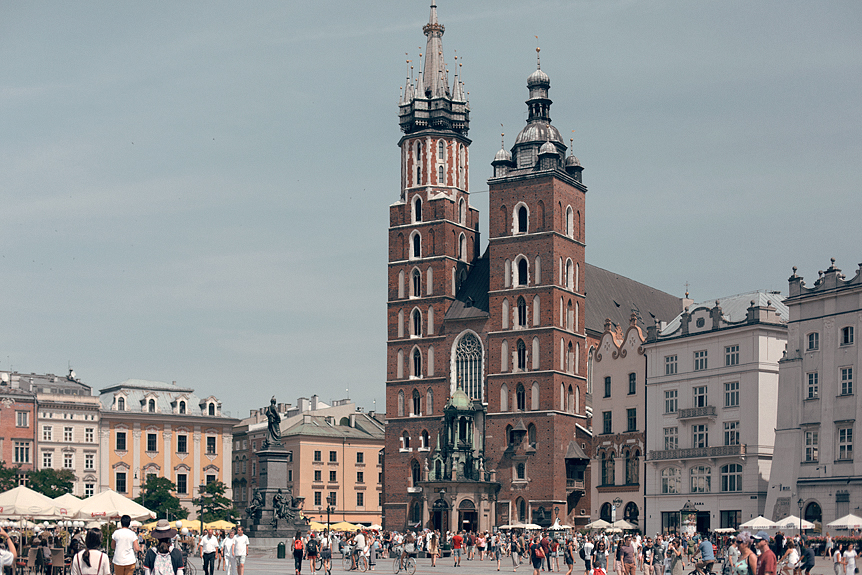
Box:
277, 542, 286, 559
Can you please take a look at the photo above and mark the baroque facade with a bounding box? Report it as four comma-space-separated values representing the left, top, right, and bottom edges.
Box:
384, 2, 592, 532
642, 292, 787, 534
765, 259, 862, 528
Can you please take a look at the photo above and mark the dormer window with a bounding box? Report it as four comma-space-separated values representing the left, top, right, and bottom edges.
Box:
148, 399, 156, 413
117, 397, 125, 411
179, 401, 186, 414
208, 403, 216, 416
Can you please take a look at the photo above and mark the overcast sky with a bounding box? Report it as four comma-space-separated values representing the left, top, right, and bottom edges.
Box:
2, 1, 860, 419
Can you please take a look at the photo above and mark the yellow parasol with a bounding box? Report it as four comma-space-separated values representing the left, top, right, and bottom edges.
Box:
203, 520, 236, 530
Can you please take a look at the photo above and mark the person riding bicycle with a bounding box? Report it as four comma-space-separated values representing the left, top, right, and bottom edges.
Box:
693, 537, 716, 575
350, 531, 367, 570
399, 533, 416, 571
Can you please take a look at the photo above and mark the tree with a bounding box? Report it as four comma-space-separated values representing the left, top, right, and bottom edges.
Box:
133, 476, 188, 520
192, 481, 239, 523
0, 461, 21, 492
28, 469, 74, 497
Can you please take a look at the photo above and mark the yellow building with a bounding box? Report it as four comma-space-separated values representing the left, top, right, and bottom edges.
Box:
99, 379, 239, 517
277, 413, 385, 526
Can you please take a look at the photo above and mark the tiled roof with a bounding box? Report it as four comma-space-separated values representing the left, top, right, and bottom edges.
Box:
98, 379, 228, 418
584, 264, 683, 336
281, 414, 385, 440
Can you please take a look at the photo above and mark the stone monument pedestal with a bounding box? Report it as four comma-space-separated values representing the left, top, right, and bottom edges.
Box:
245, 446, 308, 543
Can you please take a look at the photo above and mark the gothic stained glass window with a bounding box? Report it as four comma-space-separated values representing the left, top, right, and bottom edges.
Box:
455, 332, 483, 401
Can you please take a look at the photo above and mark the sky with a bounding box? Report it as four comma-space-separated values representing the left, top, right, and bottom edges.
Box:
2, 1, 860, 420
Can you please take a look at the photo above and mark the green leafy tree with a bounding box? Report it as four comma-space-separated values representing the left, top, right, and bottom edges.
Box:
133, 476, 188, 520
192, 481, 239, 523
0, 461, 21, 492
27, 468, 74, 497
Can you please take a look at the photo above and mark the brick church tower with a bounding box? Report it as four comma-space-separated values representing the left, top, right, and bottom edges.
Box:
384, 4, 591, 532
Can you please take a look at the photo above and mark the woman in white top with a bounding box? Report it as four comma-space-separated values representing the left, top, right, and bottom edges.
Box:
71, 528, 111, 575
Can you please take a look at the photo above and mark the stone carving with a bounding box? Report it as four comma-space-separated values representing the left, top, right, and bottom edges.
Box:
262, 397, 282, 449
245, 489, 264, 519
270, 487, 304, 528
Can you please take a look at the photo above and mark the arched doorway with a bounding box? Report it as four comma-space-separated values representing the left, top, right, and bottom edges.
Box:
624, 502, 639, 527
458, 499, 477, 533
804, 501, 822, 528
600, 502, 612, 522
431, 498, 449, 533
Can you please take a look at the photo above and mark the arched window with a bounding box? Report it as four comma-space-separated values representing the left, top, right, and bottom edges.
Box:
413, 196, 422, 222
412, 349, 422, 378
179, 401, 186, 414
516, 463, 526, 480
438, 139, 445, 161
500, 383, 509, 412
517, 296, 527, 326
575, 386, 580, 414
397, 391, 405, 417
438, 165, 444, 184
412, 269, 421, 297
397, 349, 404, 378
412, 309, 422, 337
398, 310, 404, 338
516, 384, 526, 411
560, 383, 565, 411
560, 338, 565, 371
690, 466, 711, 493
566, 259, 573, 290
517, 498, 527, 522
517, 339, 526, 371
501, 340, 509, 372
426, 388, 433, 415
625, 449, 640, 485
412, 232, 421, 259
426, 267, 433, 295
421, 430, 430, 449
533, 295, 540, 326
518, 205, 528, 233
459, 198, 466, 224
720, 464, 742, 492
576, 342, 580, 374
531, 383, 539, 410
401, 431, 410, 449
502, 298, 510, 329
415, 141, 423, 184
455, 332, 483, 401
599, 452, 609, 486
566, 206, 573, 237
567, 341, 574, 374
148, 399, 156, 413
504, 260, 511, 288
532, 337, 540, 370
411, 459, 421, 485
575, 302, 579, 333
576, 211, 581, 240
398, 270, 405, 298
117, 397, 125, 411
567, 300, 573, 331
459, 233, 466, 261
804, 502, 822, 526
600, 502, 612, 522
518, 258, 528, 285
208, 403, 215, 416
428, 306, 434, 335
412, 389, 421, 415
567, 385, 574, 414
575, 263, 579, 292
624, 502, 639, 526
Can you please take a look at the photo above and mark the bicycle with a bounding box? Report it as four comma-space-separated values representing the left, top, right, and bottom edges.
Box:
343, 551, 368, 572
392, 556, 415, 575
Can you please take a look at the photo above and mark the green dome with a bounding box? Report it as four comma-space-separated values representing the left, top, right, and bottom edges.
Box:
448, 388, 471, 410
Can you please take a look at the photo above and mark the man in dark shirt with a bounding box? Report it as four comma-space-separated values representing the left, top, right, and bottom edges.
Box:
620, 536, 636, 575
799, 541, 816, 575
541, 534, 552, 571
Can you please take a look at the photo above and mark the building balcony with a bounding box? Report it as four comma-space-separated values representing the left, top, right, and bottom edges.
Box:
677, 406, 717, 420
566, 478, 585, 492
647, 444, 746, 461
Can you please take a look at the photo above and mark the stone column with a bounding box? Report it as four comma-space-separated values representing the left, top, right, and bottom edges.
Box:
99, 428, 111, 492
163, 426, 172, 481
193, 426, 201, 487
222, 430, 232, 498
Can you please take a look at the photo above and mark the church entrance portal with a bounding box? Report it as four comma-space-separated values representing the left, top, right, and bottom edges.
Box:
458, 499, 477, 532
431, 498, 450, 532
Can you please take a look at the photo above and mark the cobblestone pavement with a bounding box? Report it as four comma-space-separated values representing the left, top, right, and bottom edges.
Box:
188, 553, 842, 575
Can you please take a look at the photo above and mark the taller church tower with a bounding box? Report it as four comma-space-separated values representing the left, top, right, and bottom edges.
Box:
384, 2, 482, 530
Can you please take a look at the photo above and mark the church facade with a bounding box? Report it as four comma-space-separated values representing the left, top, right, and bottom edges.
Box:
383, 3, 592, 532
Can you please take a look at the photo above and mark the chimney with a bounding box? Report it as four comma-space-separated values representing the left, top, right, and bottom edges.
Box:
311, 395, 319, 410
349, 414, 356, 428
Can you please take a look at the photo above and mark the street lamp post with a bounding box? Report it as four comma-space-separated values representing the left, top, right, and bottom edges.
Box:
200, 484, 207, 535
326, 494, 334, 533
798, 498, 804, 536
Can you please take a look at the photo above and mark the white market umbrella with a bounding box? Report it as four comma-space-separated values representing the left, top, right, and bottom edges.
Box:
610, 519, 635, 530
549, 519, 573, 531
74, 489, 155, 521
0, 486, 58, 519
739, 516, 777, 530
827, 514, 862, 530
586, 519, 611, 530
714, 528, 737, 534
53, 493, 83, 519
775, 516, 815, 530
521, 523, 542, 531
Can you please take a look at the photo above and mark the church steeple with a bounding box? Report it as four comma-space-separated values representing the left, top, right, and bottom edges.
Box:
398, 1, 469, 136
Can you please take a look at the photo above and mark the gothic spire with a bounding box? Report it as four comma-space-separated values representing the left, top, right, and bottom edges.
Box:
422, 1, 449, 99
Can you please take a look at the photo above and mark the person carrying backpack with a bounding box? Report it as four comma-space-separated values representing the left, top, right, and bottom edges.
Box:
293, 532, 305, 575
142, 521, 184, 575
306, 534, 319, 575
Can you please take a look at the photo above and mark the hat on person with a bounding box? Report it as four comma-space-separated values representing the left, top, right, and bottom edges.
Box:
752, 531, 769, 542
152, 519, 178, 540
